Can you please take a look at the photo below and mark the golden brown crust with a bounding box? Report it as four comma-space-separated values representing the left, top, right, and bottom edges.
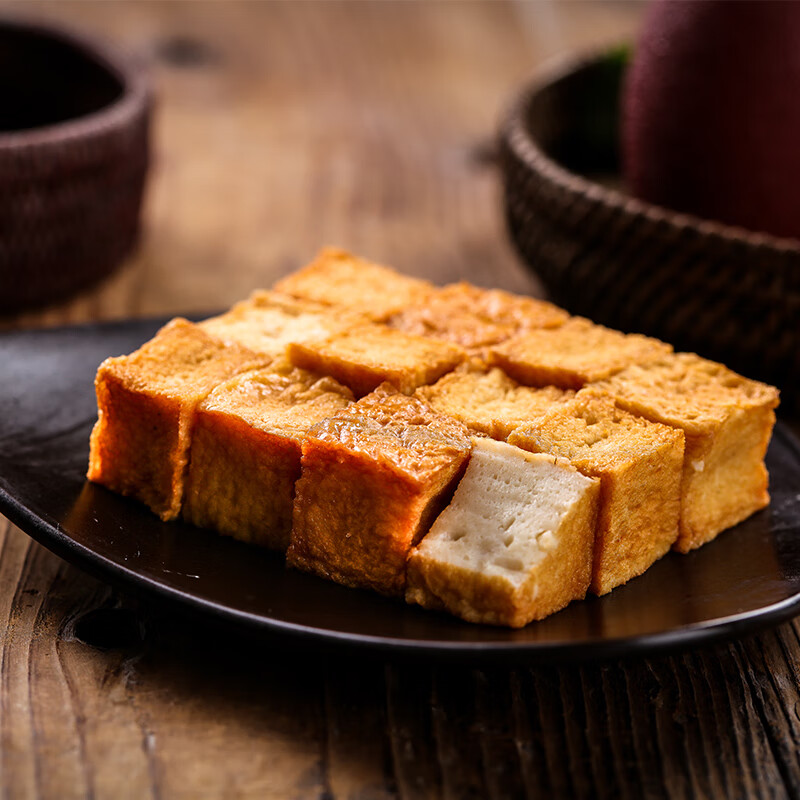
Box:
88, 372, 185, 519
199, 291, 368, 360
489, 317, 672, 389
197, 361, 354, 436
287, 324, 465, 397
416, 364, 573, 439
592, 353, 780, 551
389, 281, 568, 350
186, 415, 303, 550
591, 353, 780, 437
87, 318, 267, 520
274, 247, 434, 321
287, 385, 471, 596
183, 364, 353, 550
509, 392, 684, 595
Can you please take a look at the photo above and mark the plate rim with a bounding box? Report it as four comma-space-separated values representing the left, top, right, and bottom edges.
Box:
1, 319, 800, 662
4, 479, 800, 662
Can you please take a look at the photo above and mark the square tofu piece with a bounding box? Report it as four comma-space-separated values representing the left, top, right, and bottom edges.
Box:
388, 282, 568, 350
287, 384, 472, 596
287, 323, 465, 397
490, 317, 672, 389
406, 438, 600, 628
184, 362, 353, 551
592, 353, 779, 552
416, 365, 573, 440
199, 291, 367, 360
508, 391, 684, 595
274, 247, 434, 321
87, 318, 266, 521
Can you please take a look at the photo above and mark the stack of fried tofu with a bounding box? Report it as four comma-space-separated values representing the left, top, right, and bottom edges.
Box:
88, 248, 780, 628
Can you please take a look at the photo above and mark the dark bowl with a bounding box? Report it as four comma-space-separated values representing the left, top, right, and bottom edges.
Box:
0, 18, 151, 313
500, 48, 800, 407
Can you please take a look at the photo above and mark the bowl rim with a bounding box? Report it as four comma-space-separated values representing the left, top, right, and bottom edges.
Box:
500, 46, 800, 256
0, 15, 151, 152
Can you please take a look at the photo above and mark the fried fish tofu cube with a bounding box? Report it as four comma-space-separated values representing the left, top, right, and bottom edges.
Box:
406, 438, 600, 627
416, 364, 573, 440
183, 362, 353, 550
591, 353, 779, 552
87, 318, 267, 521
388, 281, 568, 350
199, 291, 368, 360
508, 391, 684, 595
490, 317, 672, 390
287, 384, 472, 596
274, 247, 434, 321
287, 323, 465, 397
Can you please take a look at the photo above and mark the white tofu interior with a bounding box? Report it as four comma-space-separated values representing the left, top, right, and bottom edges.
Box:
417, 437, 596, 588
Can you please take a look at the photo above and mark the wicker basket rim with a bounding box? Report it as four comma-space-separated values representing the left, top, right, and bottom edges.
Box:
0, 15, 151, 153
500, 46, 800, 257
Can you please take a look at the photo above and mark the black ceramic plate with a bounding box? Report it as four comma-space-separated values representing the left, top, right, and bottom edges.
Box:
1, 319, 800, 661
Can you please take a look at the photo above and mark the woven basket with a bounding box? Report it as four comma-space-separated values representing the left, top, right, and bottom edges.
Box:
500, 48, 800, 406
0, 18, 151, 313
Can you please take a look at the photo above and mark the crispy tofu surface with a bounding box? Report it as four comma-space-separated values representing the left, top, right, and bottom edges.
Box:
287, 323, 465, 397
274, 247, 434, 321
199, 291, 367, 360
287, 384, 471, 596
389, 281, 567, 350
592, 353, 779, 551
184, 362, 353, 550
490, 317, 672, 389
416, 364, 572, 439
87, 318, 267, 520
509, 391, 684, 595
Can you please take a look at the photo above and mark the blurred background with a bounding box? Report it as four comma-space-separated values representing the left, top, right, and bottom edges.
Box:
4, 0, 796, 401
0, 0, 645, 327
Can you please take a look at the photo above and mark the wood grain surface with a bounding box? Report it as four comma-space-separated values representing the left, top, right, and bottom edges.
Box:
1, 2, 799, 798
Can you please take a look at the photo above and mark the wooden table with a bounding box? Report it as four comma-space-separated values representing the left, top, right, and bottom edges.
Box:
2, 2, 799, 797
